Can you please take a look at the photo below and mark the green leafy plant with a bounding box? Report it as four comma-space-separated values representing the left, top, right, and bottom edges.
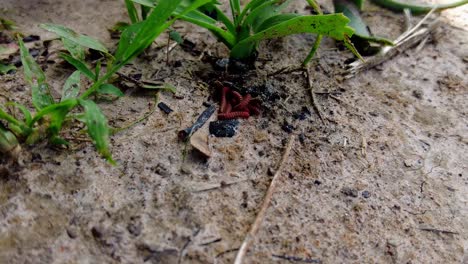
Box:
127, 0, 360, 64
335, 0, 467, 55
370, 0, 468, 14
0, 0, 208, 163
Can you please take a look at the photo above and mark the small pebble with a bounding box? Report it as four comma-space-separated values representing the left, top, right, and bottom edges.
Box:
66, 227, 78, 239
362, 190, 371, 198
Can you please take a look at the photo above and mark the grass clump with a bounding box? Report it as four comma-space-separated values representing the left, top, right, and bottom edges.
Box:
126, 0, 360, 64
0, 0, 208, 163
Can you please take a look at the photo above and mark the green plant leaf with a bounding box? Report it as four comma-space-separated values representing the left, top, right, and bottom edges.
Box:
334, 0, 393, 47
255, 13, 300, 33
130, 0, 157, 7
169, 30, 183, 44
46, 99, 78, 144
5, 102, 32, 125
61, 53, 96, 80
179, 12, 236, 47
0, 123, 19, 155
0, 18, 15, 31
79, 99, 114, 164
371, 0, 468, 14
62, 37, 85, 61
61, 71, 81, 101
0, 106, 23, 127
244, 0, 293, 33
40, 23, 109, 53
230, 14, 355, 59
18, 38, 54, 110
0, 63, 15, 74
125, 0, 140, 23
97, 84, 124, 97
141, 82, 177, 93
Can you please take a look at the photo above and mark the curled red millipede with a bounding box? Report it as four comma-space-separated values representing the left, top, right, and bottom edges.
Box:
230, 91, 243, 103
218, 111, 250, 120
219, 86, 229, 113
233, 94, 251, 111
224, 102, 232, 113
248, 105, 261, 115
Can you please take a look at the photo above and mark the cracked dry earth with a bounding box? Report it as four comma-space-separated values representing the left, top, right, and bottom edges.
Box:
0, 0, 467, 263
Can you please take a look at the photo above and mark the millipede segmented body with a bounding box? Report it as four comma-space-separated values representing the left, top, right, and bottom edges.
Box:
218, 111, 250, 120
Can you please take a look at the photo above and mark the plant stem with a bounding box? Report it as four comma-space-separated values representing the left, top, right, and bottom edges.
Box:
302, 34, 323, 66
303, 0, 322, 66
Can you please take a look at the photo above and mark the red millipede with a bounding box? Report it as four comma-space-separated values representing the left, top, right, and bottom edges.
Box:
248, 105, 261, 115
230, 91, 243, 103
224, 102, 232, 113
233, 94, 251, 111
219, 86, 229, 113
218, 111, 250, 120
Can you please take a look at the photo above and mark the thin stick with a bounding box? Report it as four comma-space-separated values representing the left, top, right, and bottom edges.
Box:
304, 66, 326, 124
234, 135, 295, 264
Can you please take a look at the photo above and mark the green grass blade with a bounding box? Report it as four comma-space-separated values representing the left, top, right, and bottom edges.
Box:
18, 37, 54, 110
62, 37, 85, 60
40, 24, 109, 53
229, 0, 241, 23
206, 5, 236, 33
0, 106, 23, 127
125, 0, 140, 23
230, 14, 354, 59
79, 99, 114, 164
179, 13, 236, 47
130, 0, 157, 7
243, 0, 293, 33
61, 71, 81, 101
115, 0, 183, 65
5, 102, 32, 124
60, 53, 96, 80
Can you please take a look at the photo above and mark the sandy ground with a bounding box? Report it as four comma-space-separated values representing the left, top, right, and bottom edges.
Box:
0, 0, 467, 263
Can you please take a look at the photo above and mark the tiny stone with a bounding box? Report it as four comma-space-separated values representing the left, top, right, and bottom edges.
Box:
362, 190, 371, 198
66, 227, 78, 239
91, 226, 103, 238
412, 90, 423, 99
314, 180, 322, 185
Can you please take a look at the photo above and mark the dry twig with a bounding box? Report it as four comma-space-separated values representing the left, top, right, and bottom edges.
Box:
234, 135, 295, 264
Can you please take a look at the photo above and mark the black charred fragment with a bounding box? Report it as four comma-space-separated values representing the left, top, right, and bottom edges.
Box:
178, 105, 216, 141
209, 120, 239, 137
293, 106, 312, 120
282, 121, 294, 133
22, 35, 40, 42
157, 102, 173, 114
